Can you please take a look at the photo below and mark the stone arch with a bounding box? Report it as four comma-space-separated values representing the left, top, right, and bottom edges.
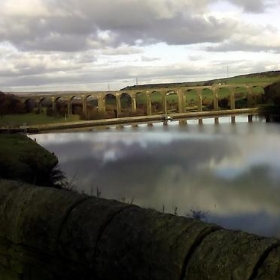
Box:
105, 93, 117, 118
135, 91, 147, 116
201, 88, 214, 111
184, 88, 197, 111
215, 87, 232, 110
233, 86, 248, 109
39, 97, 52, 107
52, 96, 68, 117
249, 85, 266, 107
68, 95, 85, 116
165, 90, 179, 113
150, 91, 163, 114
120, 92, 133, 106
120, 92, 132, 116
23, 98, 38, 113
38, 97, 53, 115
85, 94, 98, 107
84, 94, 99, 118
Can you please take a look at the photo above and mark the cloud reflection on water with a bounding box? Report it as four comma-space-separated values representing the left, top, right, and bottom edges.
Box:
33, 120, 280, 238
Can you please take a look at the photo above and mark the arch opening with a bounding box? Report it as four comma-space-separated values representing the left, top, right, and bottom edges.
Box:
119, 93, 133, 117
105, 94, 117, 118
216, 87, 232, 110
150, 91, 163, 115
165, 90, 179, 113
201, 88, 214, 111
184, 89, 197, 111
136, 92, 147, 116
233, 86, 249, 109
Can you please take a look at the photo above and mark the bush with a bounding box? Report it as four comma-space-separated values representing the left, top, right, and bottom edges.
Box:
219, 97, 229, 109
185, 209, 208, 222
46, 107, 55, 117
19, 153, 66, 188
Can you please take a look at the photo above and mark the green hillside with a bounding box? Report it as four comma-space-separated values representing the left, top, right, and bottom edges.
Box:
121, 70, 280, 90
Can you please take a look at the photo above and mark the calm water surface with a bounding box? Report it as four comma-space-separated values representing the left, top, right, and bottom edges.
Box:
32, 116, 280, 238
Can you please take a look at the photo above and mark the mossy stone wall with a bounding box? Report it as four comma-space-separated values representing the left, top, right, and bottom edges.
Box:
1, 179, 280, 279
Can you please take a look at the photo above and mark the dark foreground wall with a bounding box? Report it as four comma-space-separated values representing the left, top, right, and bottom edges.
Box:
1, 180, 280, 280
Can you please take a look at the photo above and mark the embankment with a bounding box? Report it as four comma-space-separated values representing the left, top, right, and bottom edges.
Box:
0, 108, 258, 133
0, 133, 58, 186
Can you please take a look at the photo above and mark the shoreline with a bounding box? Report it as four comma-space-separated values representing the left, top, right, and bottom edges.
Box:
0, 108, 258, 134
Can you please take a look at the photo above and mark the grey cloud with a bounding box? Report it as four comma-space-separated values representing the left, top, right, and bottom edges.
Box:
228, 0, 266, 13
0, 50, 94, 78
206, 40, 280, 54
21, 34, 89, 52
150, 15, 237, 45
101, 46, 143, 56
228, 0, 280, 13
0, 64, 139, 88
0, 0, 249, 51
0, 57, 259, 90
1, 0, 280, 91
0, 15, 98, 51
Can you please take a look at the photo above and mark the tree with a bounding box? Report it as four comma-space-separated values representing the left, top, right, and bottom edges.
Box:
260, 82, 280, 121
19, 153, 66, 188
0, 91, 25, 116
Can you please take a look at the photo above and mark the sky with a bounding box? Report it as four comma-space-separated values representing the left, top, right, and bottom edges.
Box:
1, 0, 280, 92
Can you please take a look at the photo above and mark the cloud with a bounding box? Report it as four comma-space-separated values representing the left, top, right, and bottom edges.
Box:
205, 21, 280, 53
0, 0, 280, 90
1, 0, 50, 17
141, 56, 160, 62
228, 0, 280, 13
100, 46, 143, 56
2, 0, 278, 52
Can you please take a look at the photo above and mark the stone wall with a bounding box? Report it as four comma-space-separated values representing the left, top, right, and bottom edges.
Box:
1, 179, 280, 280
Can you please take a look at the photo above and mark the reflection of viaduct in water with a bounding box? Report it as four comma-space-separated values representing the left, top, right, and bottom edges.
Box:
14, 83, 269, 118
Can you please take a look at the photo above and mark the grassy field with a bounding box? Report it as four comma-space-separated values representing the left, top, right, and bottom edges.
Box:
222, 76, 280, 85
0, 113, 80, 126
0, 134, 56, 164
122, 70, 280, 91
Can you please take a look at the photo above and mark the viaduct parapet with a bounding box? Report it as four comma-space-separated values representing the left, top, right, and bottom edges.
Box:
1, 179, 280, 279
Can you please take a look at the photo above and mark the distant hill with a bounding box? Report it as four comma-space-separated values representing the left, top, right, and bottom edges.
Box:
121, 70, 280, 91
238, 70, 280, 78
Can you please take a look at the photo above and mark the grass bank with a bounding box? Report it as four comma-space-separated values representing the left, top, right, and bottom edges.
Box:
0, 113, 80, 126
0, 134, 59, 186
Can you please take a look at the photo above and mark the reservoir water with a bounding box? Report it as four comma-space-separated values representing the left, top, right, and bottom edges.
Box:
32, 116, 280, 238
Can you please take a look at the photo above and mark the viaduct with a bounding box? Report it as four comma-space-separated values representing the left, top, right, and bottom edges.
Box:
12, 83, 270, 117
